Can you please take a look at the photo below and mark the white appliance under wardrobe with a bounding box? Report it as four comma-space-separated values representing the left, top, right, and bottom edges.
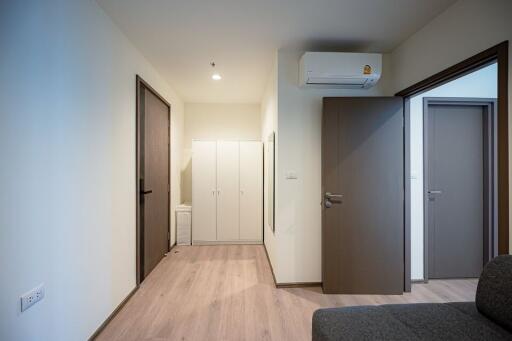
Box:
192, 140, 263, 245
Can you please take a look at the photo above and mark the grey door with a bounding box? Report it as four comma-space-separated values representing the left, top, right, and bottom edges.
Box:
322, 97, 404, 294
141, 85, 170, 279
425, 98, 494, 279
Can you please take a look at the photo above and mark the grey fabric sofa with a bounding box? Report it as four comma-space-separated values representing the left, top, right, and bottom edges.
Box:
312, 255, 512, 340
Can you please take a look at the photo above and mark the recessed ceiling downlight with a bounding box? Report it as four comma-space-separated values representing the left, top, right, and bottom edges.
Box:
210, 61, 222, 80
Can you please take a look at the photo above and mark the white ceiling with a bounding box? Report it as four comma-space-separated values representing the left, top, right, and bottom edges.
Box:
97, 0, 456, 103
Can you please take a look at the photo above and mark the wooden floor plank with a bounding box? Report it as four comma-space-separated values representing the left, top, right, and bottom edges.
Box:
95, 245, 478, 341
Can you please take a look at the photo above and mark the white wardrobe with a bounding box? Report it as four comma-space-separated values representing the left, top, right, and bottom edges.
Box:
192, 140, 263, 244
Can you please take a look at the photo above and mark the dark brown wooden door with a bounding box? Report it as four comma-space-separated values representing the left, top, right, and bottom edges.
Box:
322, 97, 404, 294
141, 86, 170, 279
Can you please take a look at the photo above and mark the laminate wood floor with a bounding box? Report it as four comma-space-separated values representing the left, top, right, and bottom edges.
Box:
96, 245, 478, 341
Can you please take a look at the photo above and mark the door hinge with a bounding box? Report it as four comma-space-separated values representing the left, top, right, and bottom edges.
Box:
168, 231, 170, 241
168, 183, 170, 192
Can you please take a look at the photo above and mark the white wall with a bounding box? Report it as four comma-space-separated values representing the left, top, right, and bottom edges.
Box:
261, 54, 279, 279
0, 1, 184, 340
390, 0, 512, 251
409, 64, 497, 280
268, 50, 390, 283
182, 103, 261, 203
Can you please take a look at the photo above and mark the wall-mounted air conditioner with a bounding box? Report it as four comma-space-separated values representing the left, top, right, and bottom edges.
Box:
299, 52, 382, 89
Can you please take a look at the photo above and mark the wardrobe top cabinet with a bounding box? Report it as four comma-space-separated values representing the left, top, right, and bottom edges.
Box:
192, 140, 263, 245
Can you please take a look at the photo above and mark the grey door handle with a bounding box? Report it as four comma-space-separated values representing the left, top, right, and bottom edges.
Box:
325, 192, 343, 200
428, 190, 442, 194
324, 192, 343, 208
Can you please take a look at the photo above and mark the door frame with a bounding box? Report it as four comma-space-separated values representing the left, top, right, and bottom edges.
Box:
136, 75, 171, 285
397, 41, 508, 291
395, 40, 509, 292
423, 97, 497, 281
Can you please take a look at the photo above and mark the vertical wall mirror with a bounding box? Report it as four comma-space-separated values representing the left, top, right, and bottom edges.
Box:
268, 132, 275, 232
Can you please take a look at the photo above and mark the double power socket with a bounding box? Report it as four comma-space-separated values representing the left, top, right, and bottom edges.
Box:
20, 283, 45, 312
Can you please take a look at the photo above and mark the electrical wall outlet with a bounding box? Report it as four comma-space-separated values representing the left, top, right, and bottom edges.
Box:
20, 283, 45, 312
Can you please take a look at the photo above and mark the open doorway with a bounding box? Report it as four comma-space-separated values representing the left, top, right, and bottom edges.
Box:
398, 42, 509, 291
407, 63, 498, 282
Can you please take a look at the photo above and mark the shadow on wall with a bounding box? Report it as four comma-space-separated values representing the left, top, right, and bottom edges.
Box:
181, 148, 192, 203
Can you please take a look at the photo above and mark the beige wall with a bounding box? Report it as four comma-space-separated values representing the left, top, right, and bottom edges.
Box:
266, 0, 512, 284
0, 1, 184, 340
390, 0, 512, 250
182, 103, 261, 203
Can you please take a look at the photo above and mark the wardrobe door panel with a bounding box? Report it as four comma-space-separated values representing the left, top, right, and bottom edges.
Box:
239, 142, 263, 241
216, 141, 240, 241
192, 141, 217, 242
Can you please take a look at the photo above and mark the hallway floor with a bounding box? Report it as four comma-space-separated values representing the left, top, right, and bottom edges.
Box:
96, 245, 478, 341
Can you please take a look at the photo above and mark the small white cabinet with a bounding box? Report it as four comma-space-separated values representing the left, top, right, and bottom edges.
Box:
192, 140, 262, 244
176, 204, 192, 245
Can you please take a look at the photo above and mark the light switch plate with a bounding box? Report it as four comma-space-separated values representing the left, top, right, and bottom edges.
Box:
285, 171, 298, 179
20, 283, 45, 312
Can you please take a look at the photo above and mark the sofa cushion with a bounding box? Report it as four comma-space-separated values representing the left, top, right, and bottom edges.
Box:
476, 255, 512, 330
447, 302, 511, 338
382, 303, 510, 340
313, 303, 511, 340
312, 306, 421, 341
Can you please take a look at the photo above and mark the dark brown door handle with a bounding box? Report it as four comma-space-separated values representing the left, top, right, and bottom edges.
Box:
139, 179, 152, 195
